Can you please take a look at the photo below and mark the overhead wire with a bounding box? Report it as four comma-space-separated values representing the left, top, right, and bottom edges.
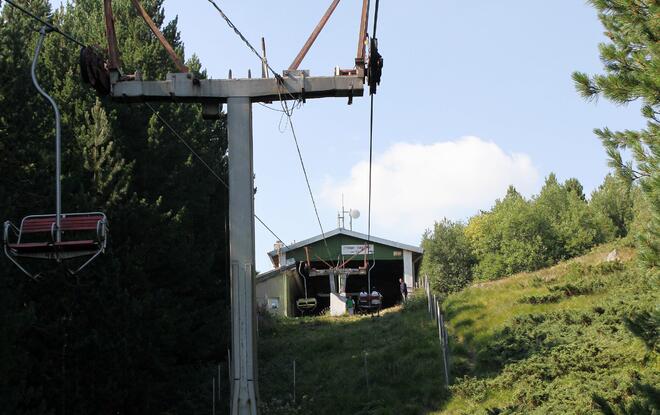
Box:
206, 0, 335, 264
366, 0, 381, 292
3, 0, 87, 48
280, 99, 335, 263
367, 0, 380, 243
5, 0, 293, 250
206, 0, 280, 79
145, 102, 290, 249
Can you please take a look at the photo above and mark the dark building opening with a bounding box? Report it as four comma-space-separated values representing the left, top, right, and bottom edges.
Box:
292, 259, 405, 316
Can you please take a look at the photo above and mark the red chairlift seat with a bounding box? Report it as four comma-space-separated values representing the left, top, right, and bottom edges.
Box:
3, 212, 108, 278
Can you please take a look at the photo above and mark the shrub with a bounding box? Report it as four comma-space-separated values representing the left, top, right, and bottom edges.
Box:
518, 292, 563, 304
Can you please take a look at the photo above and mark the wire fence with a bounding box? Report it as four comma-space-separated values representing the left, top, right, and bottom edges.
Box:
424, 274, 450, 387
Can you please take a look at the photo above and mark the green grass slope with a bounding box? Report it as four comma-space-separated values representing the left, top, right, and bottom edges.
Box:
258, 242, 658, 415
438, 242, 659, 414
258, 299, 448, 415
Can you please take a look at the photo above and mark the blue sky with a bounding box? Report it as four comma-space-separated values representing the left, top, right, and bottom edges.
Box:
55, 0, 646, 271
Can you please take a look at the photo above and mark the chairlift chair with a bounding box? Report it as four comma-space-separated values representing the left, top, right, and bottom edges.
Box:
296, 262, 317, 314
2, 27, 108, 280
358, 294, 382, 314
4, 213, 108, 278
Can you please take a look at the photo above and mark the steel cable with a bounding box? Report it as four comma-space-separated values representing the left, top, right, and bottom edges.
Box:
206, 0, 335, 263
4, 0, 87, 48
145, 102, 290, 248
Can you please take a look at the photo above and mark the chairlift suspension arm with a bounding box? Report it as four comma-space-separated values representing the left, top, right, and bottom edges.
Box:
129, 0, 189, 73
289, 0, 341, 71
297, 262, 309, 299
305, 246, 311, 268
31, 27, 62, 243
103, 0, 188, 75
315, 254, 334, 270
338, 243, 370, 269
356, 0, 370, 75
103, 0, 121, 72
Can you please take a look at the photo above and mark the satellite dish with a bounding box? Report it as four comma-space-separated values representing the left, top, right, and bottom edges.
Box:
350, 209, 360, 219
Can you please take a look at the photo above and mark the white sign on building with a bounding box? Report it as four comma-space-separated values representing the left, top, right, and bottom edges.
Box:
341, 244, 374, 256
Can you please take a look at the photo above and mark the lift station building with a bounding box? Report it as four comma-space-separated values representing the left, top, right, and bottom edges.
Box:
256, 228, 423, 317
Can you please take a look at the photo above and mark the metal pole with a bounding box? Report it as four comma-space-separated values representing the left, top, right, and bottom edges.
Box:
428, 277, 432, 315
31, 27, 61, 243
363, 351, 370, 398
213, 377, 216, 415
228, 97, 259, 415
293, 359, 296, 402
442, 313, 450, 384
438, 307, 449, 386
432, 295, 437, 320
218, 363, 222, 412
260, 37, 269, 79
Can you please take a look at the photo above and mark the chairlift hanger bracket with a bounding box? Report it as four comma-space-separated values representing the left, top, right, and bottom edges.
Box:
303, 245, 369, 276
4, 27, 109, 280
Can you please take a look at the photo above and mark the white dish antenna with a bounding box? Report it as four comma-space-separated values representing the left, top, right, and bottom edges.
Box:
350, 209, 360, 219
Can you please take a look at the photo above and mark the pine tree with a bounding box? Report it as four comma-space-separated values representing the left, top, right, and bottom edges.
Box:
0, 1, 230, 413
573, 0, 659, 269
590, 174, 636, 238
77, 99, 133, 208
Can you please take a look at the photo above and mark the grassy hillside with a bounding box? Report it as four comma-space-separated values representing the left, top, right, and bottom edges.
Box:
439, 242, 658, 414
258, 242, 659, 414
258, 299, 448, 414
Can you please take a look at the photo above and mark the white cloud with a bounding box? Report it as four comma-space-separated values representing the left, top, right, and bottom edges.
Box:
321, 136, 539, 241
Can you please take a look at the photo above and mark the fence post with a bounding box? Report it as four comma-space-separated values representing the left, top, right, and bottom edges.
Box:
431, 294, 434, 320
293, 359, 296, 403
438, 311, 450, 387
426, 275, 432, 316
436, 300, 442, 343
444, 320, 450, 383
363, 350, 370, 399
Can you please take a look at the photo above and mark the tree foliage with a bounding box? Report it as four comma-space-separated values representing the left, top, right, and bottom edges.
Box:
423, 174, 639, 286
466, 186, 556, 281
591, 174, 636, 238
0, 1, 230, 413
421, 218, 476, 295
572, 0, 659, 269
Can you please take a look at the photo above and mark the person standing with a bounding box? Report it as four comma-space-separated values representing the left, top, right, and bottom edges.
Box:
399, 277, 408, 303
345, 295, 355, 315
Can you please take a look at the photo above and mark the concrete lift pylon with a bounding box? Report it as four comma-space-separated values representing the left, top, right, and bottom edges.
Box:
97, 1, 374, 414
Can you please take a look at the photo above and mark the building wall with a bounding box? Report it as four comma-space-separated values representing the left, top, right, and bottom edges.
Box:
256, 272, 287, 317
256, 269, 300, 317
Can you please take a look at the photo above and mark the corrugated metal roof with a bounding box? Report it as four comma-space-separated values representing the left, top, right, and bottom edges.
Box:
267, 228, 423, 257
257, 262, 296, 282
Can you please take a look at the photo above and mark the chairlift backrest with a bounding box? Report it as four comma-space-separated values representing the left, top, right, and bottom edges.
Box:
4, 213, 108, 278
20, 213, 105, 234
